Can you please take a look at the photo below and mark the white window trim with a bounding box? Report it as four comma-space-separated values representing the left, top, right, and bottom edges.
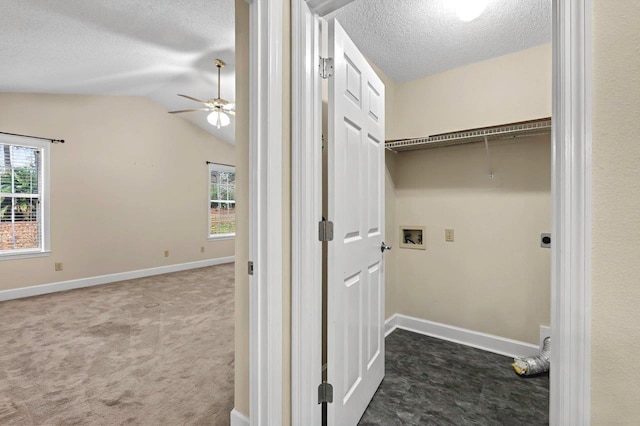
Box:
0, 133, 51, 259
208, 162, 236, 240
208, 233, 235, 242
0, 250, 52, 261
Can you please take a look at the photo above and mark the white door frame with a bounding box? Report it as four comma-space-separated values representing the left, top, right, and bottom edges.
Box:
550, 1, 592, 424
248, 0, 284, 425
290, 0, 593, 425
291, 1, 323, 425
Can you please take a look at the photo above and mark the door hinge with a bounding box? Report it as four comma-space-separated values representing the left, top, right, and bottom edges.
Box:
248, 261, 254, 276
320, 57, 334, 79
318, 382, 333, 404
318, 220, 334, 242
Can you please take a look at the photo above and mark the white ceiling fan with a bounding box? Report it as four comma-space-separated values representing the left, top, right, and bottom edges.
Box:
169, 59, 235, 129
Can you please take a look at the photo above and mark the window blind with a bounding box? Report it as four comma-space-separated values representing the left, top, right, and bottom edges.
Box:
0, 143, 42, 252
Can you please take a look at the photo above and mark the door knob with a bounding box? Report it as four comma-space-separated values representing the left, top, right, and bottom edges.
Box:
381, 242, 392, 253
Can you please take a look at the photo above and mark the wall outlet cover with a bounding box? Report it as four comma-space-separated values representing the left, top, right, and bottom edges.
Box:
540, 233, 551, 248
445, 229, 455, 242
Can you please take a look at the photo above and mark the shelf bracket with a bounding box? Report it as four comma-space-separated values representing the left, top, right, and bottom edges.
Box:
484, 136, 494, 180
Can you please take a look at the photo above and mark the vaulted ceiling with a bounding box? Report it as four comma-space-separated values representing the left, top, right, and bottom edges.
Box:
0, 0, 236, 143
329, 0, 552, 83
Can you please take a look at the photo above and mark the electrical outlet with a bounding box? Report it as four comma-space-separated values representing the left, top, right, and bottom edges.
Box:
164, 250, 169, 258
445, 229, 454, 242
200, 246, 205, 253
540, 233, 551, 248
54, 262, 63, 272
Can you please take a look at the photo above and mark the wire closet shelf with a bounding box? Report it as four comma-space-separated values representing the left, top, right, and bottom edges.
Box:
385, 118, 551, 152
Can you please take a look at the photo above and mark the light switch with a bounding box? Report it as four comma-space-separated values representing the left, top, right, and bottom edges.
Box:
445, 229, 454, 242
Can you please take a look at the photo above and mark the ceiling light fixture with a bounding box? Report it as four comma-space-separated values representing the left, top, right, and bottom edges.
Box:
207, 110, 231, 128
168, 59, 235, 129
455, 0, 489, 22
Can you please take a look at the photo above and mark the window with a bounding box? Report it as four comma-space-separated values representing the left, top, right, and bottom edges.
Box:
0, 135, 50, 258
208, 163, 235, 239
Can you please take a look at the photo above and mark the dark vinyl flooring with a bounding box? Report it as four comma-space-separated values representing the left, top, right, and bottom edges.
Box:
359, 329, 549, 426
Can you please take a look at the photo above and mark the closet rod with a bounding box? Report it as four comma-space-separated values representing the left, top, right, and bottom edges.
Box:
0, 131, 65, 144
385, 118, 551, 152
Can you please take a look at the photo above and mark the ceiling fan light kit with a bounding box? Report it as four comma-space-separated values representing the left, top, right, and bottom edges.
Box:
168, 59, 235, 128
455, 0, 489, 22
208, 110, 231, 128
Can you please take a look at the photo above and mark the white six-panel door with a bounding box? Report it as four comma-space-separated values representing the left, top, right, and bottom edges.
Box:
327, 19, 386, 426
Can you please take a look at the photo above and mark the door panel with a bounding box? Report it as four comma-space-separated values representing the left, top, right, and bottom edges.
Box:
327, 18, 386, 426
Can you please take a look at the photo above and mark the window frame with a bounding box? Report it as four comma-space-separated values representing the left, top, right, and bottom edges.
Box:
0, 133, 51, 260
208, 162, 236, 241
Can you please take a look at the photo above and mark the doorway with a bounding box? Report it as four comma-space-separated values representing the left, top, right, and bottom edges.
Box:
290, 0, 592, 425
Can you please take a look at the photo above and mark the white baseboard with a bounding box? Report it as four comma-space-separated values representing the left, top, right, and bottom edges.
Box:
230, 408, 250, 426
385, 313, 400, 337
384, 313, 539, 358
0, 256, 235, 302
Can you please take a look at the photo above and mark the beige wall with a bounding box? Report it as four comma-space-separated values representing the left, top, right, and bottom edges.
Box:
234, 0, 250, 417
393, 44, 552, 140
384, 150, 397, 319
369, 62, 399, 318
591, 1, 640, 422
392, 137, 551, 344
0, 93, 234, 291
378, 45, 553, 345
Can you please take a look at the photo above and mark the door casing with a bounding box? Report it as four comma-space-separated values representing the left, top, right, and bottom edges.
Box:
289, 0, 593, 425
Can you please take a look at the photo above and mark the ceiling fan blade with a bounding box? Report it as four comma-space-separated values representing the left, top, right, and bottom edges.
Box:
225, 110, 236, 116
222, 103, 235, 111
177, 94, 208, 104
169, 108, 210, 114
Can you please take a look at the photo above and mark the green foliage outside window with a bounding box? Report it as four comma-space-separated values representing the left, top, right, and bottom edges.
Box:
210, 169, 236, 236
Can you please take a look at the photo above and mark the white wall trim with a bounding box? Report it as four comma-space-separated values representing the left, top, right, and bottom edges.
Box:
385, 314, 539, 358
291, 1, 323, 426
249, 0, 284, 424
550, 0, 592, 424
384, 313, 399, 337
230, 408, 250, 426
0, 133, 51, 255
0, 256, 235, 302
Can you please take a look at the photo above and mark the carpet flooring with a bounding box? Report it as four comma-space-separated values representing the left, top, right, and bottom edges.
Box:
359, 329, 549, 425
0, 263, 235, 426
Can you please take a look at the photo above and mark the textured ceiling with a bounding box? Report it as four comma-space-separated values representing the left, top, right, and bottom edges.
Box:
330, 0, 551, 83
0, 0, 236, 143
